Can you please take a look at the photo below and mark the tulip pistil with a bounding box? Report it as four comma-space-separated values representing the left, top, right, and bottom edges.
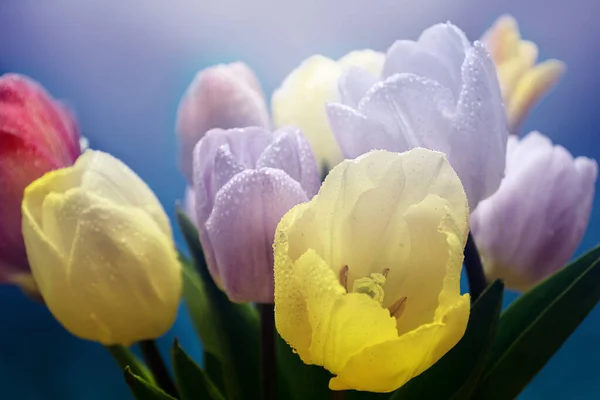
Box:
339, 266, 407, 318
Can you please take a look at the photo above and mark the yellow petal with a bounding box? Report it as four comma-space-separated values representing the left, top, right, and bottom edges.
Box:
49, 200, 180, 345
507, 59, 566, 130
273, 203, 314, 362
497, 57, 529, 102
76, 150, 173, 237
329, 295, 469, 392
482, 14, 521, 64
338, 49, 385, 76
272, 55, 344, 170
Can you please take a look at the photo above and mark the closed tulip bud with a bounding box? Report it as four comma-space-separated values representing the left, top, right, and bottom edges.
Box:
177, 62, 270, 182
471, 132, 597, 291
193, 126, 320, 303
0, 74, 81, 293
21, 150, 182, 345
482, 15, 566, 132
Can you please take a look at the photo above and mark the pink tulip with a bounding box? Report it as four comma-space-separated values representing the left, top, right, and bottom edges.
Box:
0, 74, 81, 292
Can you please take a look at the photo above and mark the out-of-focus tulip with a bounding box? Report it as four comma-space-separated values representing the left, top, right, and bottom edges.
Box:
177, 62, 270, 182
327, 23, 508, 210
274, 149, 470, 392
0, 73, 81, 293
193, 126, 319, 303
481, 15, 566, 132
272, 50, 385, 171
21, 150, 182, 346
471, 132, 597, 291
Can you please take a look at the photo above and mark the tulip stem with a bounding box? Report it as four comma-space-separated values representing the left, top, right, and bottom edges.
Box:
464, 232, 487, 302
259, 303, 277, 400
139, 340, 178, 398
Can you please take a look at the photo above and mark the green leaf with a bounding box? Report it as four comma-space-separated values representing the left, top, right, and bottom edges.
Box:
276, 333, 331, 400
176, 207, 261, 400
474, 245, 600, 399
124, 367, 177, 400
391, 280, 504, 400
171, 340, 225, 400
106, 345, 154, 384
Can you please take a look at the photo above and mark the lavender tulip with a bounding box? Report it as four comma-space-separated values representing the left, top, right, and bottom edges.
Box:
327, 22, 508, 209
177, 62, 270, 182
192, 126, 319, 303
471, 132, 597, 291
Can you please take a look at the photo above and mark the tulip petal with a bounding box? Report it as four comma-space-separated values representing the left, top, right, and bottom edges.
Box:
192, 127, 273, 223
46, 203, 181, 346
329, 295, 469, 392
206, 168, 308, 303
506, 59, 566, 130
0, 74, 80, 164
326, 103, 395, 159
0, 133, 59, 282
452, 42, 508, 207
383, 41, 457, 95
257, 126, 320, 197
338, 67, 379, 109
358, 73, 455, 151
417, 23, 470, 86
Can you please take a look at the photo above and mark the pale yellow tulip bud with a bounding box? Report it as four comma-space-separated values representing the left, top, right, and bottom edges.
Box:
21, 150, 182, 346
482, 15, 565, 132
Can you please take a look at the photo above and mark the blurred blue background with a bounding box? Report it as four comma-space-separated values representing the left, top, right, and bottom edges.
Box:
0, 0, 598, 398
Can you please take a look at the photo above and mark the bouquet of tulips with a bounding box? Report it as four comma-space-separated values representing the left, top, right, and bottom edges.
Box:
1, 15, 598, 400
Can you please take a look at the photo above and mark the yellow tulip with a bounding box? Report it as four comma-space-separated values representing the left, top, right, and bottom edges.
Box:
482, 15, 565, 131
274, 149, 470, 392
21, 150, 182, 346
272, 50, 385, 171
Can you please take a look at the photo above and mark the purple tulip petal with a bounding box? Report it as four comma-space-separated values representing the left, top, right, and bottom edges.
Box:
359, 74, 455, 151
256, 126, 320, 197
451, 42, 507, 207
205, 168, 308, 303
383, 40, 457, 95
326, 103, 398, 158
338, 67, 379, 109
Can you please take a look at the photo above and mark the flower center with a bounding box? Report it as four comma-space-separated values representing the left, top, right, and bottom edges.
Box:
339, 266, 407, 318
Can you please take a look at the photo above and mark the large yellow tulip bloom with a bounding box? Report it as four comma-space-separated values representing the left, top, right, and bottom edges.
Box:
274, 149, 470, 392
21, 150, 182, 346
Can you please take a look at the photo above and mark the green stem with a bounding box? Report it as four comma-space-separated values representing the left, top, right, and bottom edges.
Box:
139, 340, 178, 398
259, 303, 277, 400
464, 232, 488, 302
106, 345, 154, 384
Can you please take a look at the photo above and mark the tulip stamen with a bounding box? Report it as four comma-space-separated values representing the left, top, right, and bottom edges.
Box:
339, 265, 349, 292
388, 297, 407, 319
